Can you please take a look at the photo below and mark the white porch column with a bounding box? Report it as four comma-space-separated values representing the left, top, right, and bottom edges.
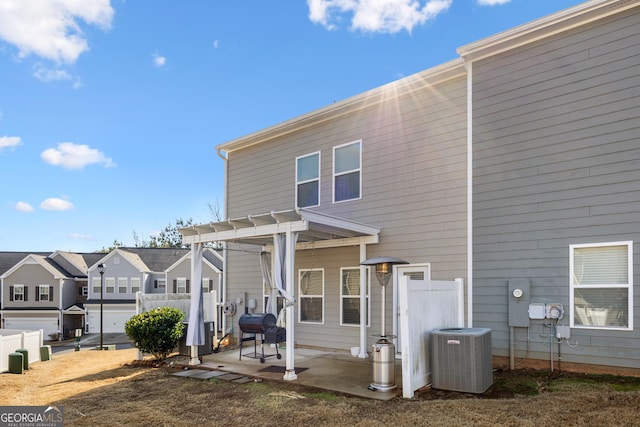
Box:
283, 230, 297, 380
187, 243, 204, 365
358, 243, 368, 358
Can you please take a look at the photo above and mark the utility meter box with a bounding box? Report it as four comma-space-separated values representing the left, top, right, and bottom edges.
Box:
508, 280, 530, 327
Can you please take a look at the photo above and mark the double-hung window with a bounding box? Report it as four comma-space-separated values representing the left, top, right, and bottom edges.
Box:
105, 278, 115, 294
176, 278, 188, 294
131, 278, 141, 294
570, 241, 633, 330
11, 284, 25, 301
118, 278, 128, 294
340, 267, 370, 326
92, 277, 101, 295
333, 140, 361, 203
38, 285, 51, 302
296, 152, 320, 208
299, 269, 324, 324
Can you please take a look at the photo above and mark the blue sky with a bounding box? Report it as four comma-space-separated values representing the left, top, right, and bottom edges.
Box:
0, 0, 586, 252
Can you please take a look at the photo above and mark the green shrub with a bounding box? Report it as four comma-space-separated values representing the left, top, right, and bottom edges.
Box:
125, 306, 185, 360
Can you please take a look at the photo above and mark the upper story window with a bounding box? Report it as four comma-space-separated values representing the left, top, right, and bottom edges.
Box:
92, 277, 101, 295
333, 140, 361, 203
105, 277, 115, 294
37, 285, 52, 302
176, 278, 188, 294
118, 278, 128, 294
131, 278, 141, 294
11, 284, 25, 301
296, 152, 320, 208
570, 241, 633, 330
202, 278, 210, 293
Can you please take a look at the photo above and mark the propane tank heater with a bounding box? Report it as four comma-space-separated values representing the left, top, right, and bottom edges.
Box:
361, 256, 408, 392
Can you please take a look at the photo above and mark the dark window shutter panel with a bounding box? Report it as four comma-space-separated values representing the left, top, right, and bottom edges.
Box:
154, 280, 158, 289
36, 288, 40, 302
186, 279, 190, 293
24, 287, 28, 301
173, 279, 177, 293
9, 286, 13, 301
50, 286, 54, 301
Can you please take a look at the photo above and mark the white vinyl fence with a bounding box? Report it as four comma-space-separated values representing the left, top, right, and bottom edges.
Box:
135, 291, 218, 323
0, 329, 44, 372
399, 277, 464, 398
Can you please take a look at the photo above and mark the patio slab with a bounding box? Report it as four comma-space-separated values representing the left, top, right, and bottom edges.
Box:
198, 347, 403, 401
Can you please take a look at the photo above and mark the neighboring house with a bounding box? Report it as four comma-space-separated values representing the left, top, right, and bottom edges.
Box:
84, 247, 222, 333
181, 0, 640, 374
1, 248, 223, 337
166, 247, 223, 296
0, 253, 76, 340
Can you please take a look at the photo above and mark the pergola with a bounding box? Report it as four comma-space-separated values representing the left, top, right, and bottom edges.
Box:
180, 208, 380, 380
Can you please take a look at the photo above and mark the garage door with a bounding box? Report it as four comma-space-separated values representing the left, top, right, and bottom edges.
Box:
87, 309, 135, 333
4, 317, 58, 339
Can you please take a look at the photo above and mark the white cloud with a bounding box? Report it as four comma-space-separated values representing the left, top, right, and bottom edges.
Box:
307, 0, 452, 33
477, 0, 510, 5
0, 136, 21, 151
213, 40, 219, 49
0, 0, 114, 64
41, 142, 115, 169
40, 197, 74, 211
15, 201, 35, 212
153, 53, 167, 67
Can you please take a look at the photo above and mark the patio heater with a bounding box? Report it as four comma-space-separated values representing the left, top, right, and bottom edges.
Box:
361, 256, 408, 392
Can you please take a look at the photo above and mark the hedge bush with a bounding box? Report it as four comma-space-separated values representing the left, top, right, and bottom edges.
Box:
125, 306, 185, 360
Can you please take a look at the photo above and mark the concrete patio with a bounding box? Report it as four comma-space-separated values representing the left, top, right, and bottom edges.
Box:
194, 345, 403, 401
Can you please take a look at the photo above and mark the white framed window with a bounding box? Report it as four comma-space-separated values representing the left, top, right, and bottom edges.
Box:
333, 140, 361, 203
299, 269, 324, 324
340, 267, 370, 326
131, 278, 141, 294
92, 277, 101, 295
157, 279, 166, 290
118, 278, 128, 294
82, 286, 88, 296
202, 277, 210, 293
105, 277, 115, 294
570, 241, 633, 330
11, 284, 25, 301
296, 152, 320, 208
176, 278, 188, 294
38, 285, 51, 302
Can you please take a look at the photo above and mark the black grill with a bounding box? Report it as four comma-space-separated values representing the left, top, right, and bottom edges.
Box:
238, 313, 285, 363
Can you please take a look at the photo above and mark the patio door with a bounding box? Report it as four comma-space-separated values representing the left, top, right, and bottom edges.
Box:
392, 264, 430, 355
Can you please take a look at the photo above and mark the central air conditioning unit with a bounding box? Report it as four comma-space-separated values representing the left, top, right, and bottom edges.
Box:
431, 327, 493, 393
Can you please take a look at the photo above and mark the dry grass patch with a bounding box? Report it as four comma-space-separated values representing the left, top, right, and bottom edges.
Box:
1, 350, 639, 427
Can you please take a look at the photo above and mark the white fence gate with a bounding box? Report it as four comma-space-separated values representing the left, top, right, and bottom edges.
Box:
0, 329, 43, 373
399, 277, 464, 398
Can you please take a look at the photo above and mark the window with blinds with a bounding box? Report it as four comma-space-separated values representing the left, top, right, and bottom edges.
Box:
299, 269, 324, 324
570, 241, 633, 330
340, 267, 370, 326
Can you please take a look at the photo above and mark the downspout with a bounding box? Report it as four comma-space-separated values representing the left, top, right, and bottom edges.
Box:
59, 278, 64, 341
216, 147, 228, 340
464, 57, 474, 328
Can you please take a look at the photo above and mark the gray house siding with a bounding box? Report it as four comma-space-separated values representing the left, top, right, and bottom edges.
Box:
472, 7, 640, 368
3, 264, 60, 308
224, 68, 469, 350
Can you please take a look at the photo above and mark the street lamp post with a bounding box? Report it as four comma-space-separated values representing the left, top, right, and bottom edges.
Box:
97, 263, 106, 350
